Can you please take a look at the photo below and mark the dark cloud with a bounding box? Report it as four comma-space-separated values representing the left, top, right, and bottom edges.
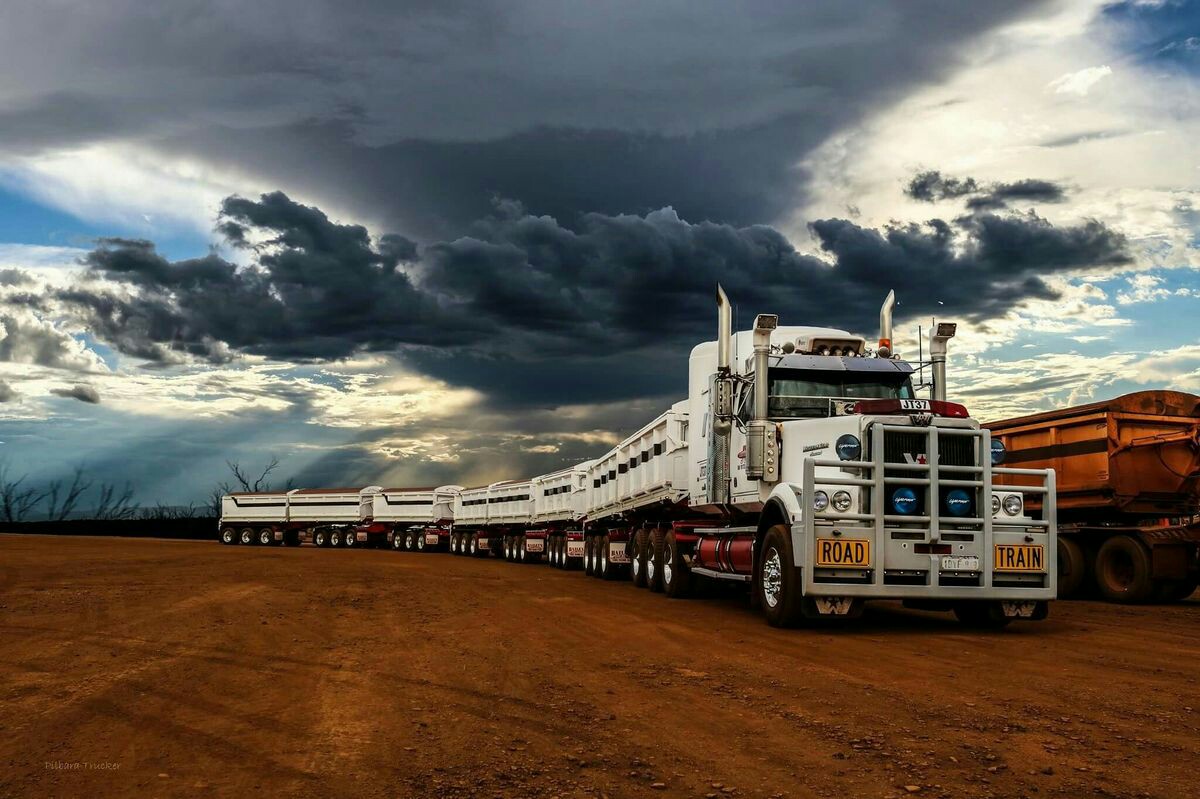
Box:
45, 190, 1130, 405
906, 170, 1068, 210
50, 384, 101, 404
0, 379, 16, 402
0, 1, 1049, 237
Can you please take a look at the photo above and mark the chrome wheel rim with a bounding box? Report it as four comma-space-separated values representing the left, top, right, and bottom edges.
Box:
632, 551, 641, 579
663, 544, 673, 586
646, 551, 656, 583
600, 541, 607, 573
762, 547, 783, 609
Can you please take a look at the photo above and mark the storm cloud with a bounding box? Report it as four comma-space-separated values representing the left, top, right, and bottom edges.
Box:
905, 170, 1069, 211
0, 1, 1050, 237
44, 190, 1131, 404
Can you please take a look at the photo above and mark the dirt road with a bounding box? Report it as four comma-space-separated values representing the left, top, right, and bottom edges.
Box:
1, 534, 1197, 798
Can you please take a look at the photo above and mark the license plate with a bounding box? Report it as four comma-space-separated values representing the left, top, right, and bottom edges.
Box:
941, 555, 980, 572
994, 544, 1044, 572
525, 539, 544, 553
815, 538, 870, 568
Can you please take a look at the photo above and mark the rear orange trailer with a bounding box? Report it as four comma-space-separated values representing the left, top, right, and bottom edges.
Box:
989, 391, 1200, 602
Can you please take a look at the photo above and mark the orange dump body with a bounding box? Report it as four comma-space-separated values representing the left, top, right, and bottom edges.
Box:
988, 391, 1200, 522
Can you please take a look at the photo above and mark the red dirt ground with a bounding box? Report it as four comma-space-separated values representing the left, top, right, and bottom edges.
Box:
1, 534, 1197, 798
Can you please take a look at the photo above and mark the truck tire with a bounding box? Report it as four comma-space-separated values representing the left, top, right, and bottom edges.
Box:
758, 524, 803, 627
584, 537, 595, 575
662, 530, 693, 598
646, 528, 665, 593
220, 527, 237, 545
403, 530, 416, 551
313, 528, 327, 548
518, 535, 528, 563
258, 528, 273, 546
415, 531, 427, 552
1095, 535, 1154, 603
344, 530, 357, 548
597, 534, 612, 579
391, 532, 403, 551
330, 529, 343, 547
631, 528, 648, 588
240, 527, 256, 545
468, 533, 479, 557
1057, 536, 1089, 599
953, 602, 1012, 629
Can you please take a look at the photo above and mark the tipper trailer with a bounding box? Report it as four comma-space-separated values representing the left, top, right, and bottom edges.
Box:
990, 390, 1200, 603
361, 485, 460, 552
219, 287, 1058, 627
220, 487, 378, 547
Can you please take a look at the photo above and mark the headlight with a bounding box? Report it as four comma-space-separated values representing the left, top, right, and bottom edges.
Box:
891, 487, 919, 515
832, 490, 852, 512
944, 489, 972, 517
835, 434, 861, 461
1002, 494, 1022, 516
991, 494, 1001, 515
991, 438, 1007, 465
813, 490, 829, 511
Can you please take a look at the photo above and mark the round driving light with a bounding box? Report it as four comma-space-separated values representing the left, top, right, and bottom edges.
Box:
813, 490, 829, 511
891, 487, 918, 515
991, 438, 1007, 465
832, 490, 852, 512
1002, 494, 1022, 516
991, 494, 1001, 515
944, 489, 972, 517
835, 434, 862, 461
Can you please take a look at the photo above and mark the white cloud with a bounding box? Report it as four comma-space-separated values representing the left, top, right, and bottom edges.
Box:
1046, 65, 1113, 96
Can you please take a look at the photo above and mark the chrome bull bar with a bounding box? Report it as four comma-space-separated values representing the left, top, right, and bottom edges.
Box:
798, 423, 1057, 597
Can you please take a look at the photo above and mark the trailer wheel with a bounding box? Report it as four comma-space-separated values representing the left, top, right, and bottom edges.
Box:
1057, 536, 1089, 599
344, 530, 357, 548
415, 531, 426, 552
555, 537, 565, 568
240, 527, 256, 545
758, 524, 803, 627
257, 528, 273, 546
630, 529, 648, 588
594, 534, 610, 579
313, 529, 326, 548
220, 527, 237, 545
329, 529, 342, 547
646, 528, 665, 592
1095, 535, 1154, 603
583, 537, 594, 575
662, 530, 693, 598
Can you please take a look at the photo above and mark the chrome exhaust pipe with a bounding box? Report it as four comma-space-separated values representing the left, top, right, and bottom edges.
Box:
878, 290, 895, 358
708, 285, 734, 504
929, 322, 957, 402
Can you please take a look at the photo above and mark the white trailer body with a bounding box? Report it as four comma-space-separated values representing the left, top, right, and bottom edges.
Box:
221, 492, 290, 525
286, 488, 367, 524
364, 486, 460, 525
586, 401, 689, 522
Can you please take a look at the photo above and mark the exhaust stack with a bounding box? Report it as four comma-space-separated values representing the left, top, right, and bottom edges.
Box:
930, 322, 957, 402
877, 290, 895, 358
746, 313, 779, 482
707, 286, 734, 504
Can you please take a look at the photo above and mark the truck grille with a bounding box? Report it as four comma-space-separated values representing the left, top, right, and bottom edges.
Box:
881, 430, 976, 467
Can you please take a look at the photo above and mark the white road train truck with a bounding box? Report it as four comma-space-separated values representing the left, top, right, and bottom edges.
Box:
220, 287, 1057, 627
561, 288, 1057, 626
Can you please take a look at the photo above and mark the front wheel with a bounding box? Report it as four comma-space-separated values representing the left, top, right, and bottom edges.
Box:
757, 524, 803, 627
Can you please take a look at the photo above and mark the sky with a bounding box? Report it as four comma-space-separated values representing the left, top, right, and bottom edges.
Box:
0, 0, 1197, 508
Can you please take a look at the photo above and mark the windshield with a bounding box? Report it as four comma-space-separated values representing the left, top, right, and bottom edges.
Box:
766, 368, 915, 419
